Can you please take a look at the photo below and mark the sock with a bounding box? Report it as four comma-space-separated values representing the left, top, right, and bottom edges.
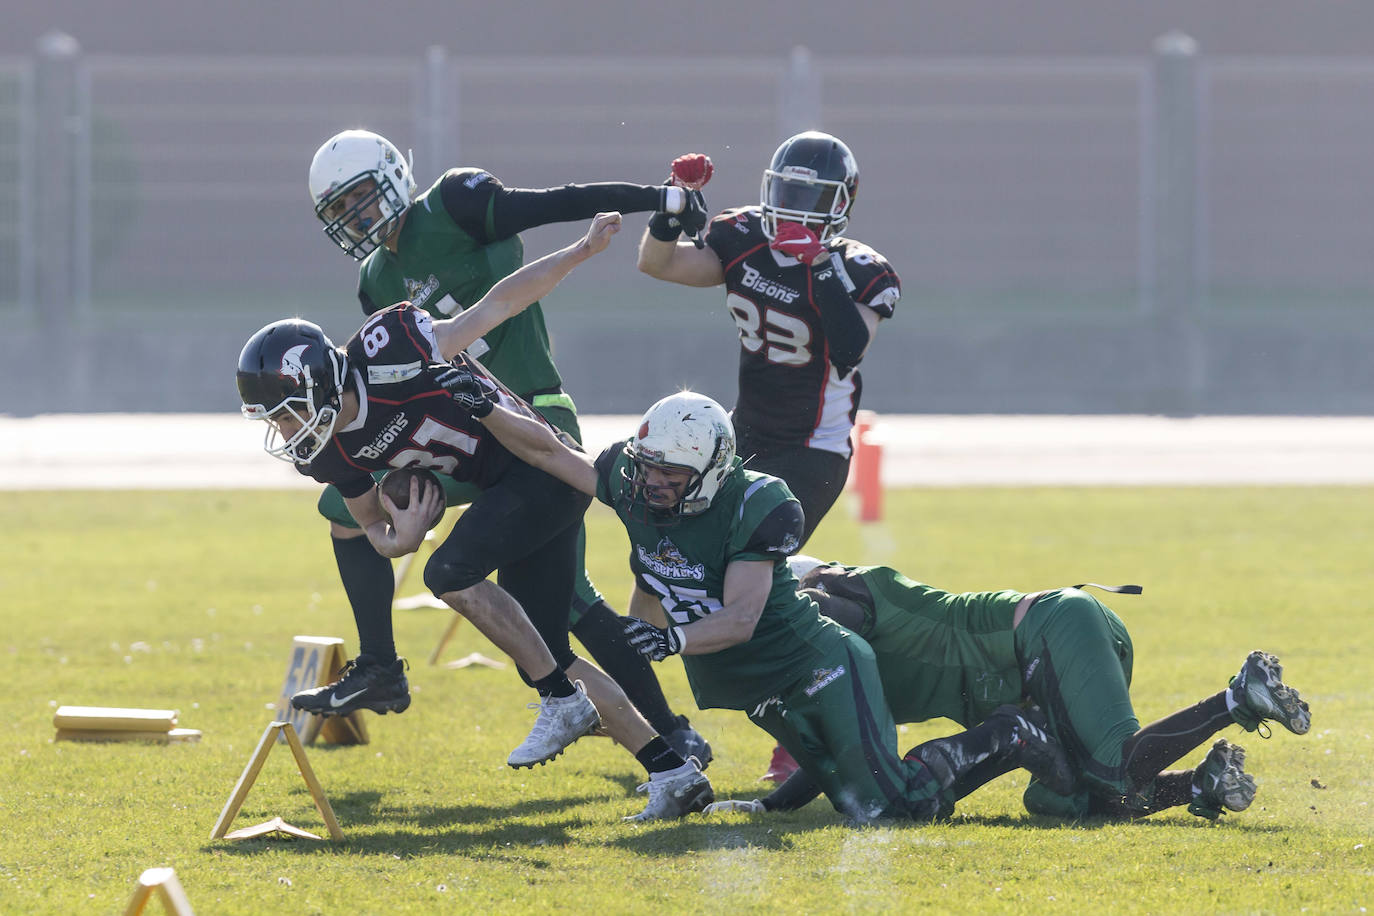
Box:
1120, 690, 1232, 787
635, 736, 686, 775
530, 669, 575, 698
572, 601, 680, 735
332, 534, 397, 664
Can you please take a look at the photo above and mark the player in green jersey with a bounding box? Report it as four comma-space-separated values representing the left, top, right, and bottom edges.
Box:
304, 129, 712, 760
707, 559, 1312, 821
429, 382, 1078, 823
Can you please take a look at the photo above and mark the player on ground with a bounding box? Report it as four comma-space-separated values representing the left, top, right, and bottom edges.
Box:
638, 132, 898, 781
306, 129, 712, 762
237, 214, 712, 821
437, 385, 1077, 823
705, 559, 1312, 821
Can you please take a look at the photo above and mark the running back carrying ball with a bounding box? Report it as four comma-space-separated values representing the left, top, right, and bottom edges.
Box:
378, 467, 445, 530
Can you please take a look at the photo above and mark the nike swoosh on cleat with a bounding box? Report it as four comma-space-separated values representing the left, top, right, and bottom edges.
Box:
329, 689, 367, 708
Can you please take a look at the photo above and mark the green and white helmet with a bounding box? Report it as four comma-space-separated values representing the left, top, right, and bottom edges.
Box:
308, 129, 416, 259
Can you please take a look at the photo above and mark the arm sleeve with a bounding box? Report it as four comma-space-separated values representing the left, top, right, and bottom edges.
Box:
439, 169, 662, 243
809, 258, 871, 376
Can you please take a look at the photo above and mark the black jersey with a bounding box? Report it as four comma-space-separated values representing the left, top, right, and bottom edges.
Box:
704, 206, 900, 456
298, 303, 527, 498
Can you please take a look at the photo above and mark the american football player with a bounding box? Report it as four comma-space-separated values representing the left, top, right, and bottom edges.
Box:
238, 214, 713, 821
638, 130, 897, 784
637, 131, 894, 547
707, 559, 1312, 821
435, 384, 1077, 824
306, 129, 712, 763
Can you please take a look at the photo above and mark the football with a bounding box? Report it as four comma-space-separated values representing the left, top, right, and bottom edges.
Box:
378, 467, 446, 529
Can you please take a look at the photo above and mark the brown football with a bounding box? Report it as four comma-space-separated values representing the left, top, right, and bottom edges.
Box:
378, 467, 446, 529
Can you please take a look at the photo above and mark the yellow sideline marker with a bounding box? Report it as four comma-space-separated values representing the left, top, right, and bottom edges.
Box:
123, 866, 194, 915
53, 706, 202, 743
210, 720, 343, 842
275, 636, 368, 746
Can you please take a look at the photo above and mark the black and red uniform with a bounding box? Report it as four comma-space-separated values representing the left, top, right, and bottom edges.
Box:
703, 206, 900, 542
301, 302, 591, 678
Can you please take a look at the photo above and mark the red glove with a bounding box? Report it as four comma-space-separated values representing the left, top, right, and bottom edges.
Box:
669, 153, 714, 190
770, 221, 827, 266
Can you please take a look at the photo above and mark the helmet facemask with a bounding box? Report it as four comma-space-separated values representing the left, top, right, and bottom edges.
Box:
245, 383, 341, 465
622, 447, 712, 524
760, 168, 851, 242
315, 172, 409, 259
618, 393, 737, 525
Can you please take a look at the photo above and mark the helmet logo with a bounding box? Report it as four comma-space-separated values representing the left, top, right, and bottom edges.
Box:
781, 166, 819, 180
280, 344, 311, 383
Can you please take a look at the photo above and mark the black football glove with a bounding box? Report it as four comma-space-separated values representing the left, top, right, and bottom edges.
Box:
431, 364, 495, 418
622, 616, 684, 662
648, 185, 708, 249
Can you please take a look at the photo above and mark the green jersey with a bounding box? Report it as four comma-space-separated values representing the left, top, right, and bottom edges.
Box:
357, 168, 562, 398
594, 442, 840, 711
809, 564, 1025, 727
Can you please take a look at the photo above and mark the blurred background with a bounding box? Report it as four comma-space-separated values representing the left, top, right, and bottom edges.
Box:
1, 0, 1371, 416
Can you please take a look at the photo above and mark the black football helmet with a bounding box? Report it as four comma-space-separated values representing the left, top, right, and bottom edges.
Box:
760, 131, 859, 241
236, 319, 349, 464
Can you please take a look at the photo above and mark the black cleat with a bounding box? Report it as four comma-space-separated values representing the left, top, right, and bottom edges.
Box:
665, 715, 713, 770
291, 654, 411, 717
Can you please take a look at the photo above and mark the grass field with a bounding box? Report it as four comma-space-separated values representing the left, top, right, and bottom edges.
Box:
1, 487, 1371, 914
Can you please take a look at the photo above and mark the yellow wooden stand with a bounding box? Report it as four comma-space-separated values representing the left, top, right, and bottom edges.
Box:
123, 866, 194, 915
210, 721, 343, 842
275, 637, 368, 745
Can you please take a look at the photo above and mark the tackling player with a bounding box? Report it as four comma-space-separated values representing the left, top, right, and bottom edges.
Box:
306, 129, 712, 763
638, 132, 898, 783
707, 559, 1312, 821
438, 384, 1077, 824
237, 214, 713, 821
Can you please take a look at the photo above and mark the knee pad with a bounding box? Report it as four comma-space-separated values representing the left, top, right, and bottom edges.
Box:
423, 553, 486, 597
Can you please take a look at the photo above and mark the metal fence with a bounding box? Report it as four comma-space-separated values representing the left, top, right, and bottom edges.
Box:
2, 35, 1372, 415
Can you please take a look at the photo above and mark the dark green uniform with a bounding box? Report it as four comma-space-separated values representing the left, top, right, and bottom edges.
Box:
807, 564, 1139, 812
593, 447, 947, 821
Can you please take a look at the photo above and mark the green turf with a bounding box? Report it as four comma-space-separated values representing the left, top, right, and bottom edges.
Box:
1, 488, 1370, 914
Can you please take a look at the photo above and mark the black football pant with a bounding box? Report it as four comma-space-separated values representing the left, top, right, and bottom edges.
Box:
423, 458, 591, 680
736, 435, 849, 547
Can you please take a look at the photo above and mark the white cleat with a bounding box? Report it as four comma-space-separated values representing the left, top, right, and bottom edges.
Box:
625, 758, 714, 822
507, 682, 600, 769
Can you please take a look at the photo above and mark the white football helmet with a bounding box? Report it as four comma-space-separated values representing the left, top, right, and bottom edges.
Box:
624, 392, 737, 520
308, 129, 417, 259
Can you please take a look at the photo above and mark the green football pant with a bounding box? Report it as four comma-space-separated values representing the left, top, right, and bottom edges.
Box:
747, 628, 949, 822
1014, 587, 1137, 800
314, 394, 606, 622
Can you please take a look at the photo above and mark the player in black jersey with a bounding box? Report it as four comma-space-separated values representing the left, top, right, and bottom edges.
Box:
237, 214, 713, 821
637, 132, 897, 547
639, 131, 899, 782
